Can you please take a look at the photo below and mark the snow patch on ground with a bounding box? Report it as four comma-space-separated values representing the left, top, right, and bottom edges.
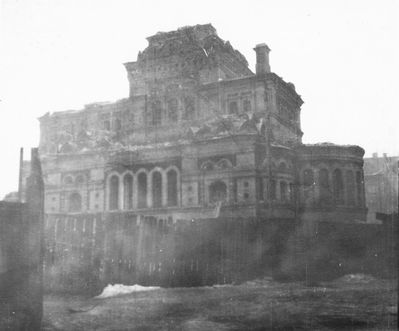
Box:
95, 284, 160, 298
335, 274, 377, 284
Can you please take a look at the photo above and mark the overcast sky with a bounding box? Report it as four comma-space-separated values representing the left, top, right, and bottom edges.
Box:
0, 0, 398, 198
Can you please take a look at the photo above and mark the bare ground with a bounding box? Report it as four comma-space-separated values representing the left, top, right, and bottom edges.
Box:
42, 276, 397, 330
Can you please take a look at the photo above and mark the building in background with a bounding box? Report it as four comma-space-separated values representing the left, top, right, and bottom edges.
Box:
364, 153, 398, 223
36, 24, 367, 223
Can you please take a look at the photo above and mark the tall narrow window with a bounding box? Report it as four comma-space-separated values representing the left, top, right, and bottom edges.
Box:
269, 179, 276, 200
152, 172, 163, 208
152, 100, 162, 126
258, 177, 264, 201
228, 101, 238, 114
243, 99, 251, 112
346, 170, 355, 205
167, 98, 178, 122
333, 169, 344, 204
319, 169, 331, 205
138, 173, 147, 208
109, 175, 119, 210
167, 169, 178, 206
103, 120, 111, 131
123, 174, 133, 210
289, 183, 294, 201
69, 192, 82, 212
183, 97, 195, 120
280, 181, 288, 201
114, 118, 122, 131
303, 169, 314, 187
303, 169, 314, 201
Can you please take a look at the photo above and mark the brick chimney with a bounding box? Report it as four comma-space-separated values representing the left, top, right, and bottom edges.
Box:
254, 43, 271, 75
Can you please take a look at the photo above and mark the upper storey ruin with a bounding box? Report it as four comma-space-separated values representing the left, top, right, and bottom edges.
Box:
124, 24, 254, 96
39, 24, 303, 155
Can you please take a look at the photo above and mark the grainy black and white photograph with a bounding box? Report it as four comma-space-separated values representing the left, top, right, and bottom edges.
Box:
0, 0, 398, 330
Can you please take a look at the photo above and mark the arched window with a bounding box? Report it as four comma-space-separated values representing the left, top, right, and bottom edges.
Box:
167, 98, 178, 122
183, 97, 195, 120
333, 169, 344, 204
280, 181, 288, 201
303, 169, 314, 187
137, 173, 147, 208
319, 169, 331, 204
346, 170, 355, 205
69, 192, 82, 212
356, 171, 363, 206
123, 174, 133, 210
209, 181, 227, 203
152, 172, 163, 208
243, 99, 251, 112
167, 169, 178, 206
109, 175, 119, 210
228, 101, 238, 114
151, 100, 162, 126
303, 169, 314, 201
75, 174, 85, 185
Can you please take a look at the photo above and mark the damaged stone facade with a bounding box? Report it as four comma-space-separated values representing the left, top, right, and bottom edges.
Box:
38, 24, 367, 222
364, 153, 398, 222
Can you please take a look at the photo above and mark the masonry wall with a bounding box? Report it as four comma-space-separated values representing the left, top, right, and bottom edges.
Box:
0, 202, 43, 330
44, 213, 294, 293
0, 149, 44, 330
43, 211, 396, 294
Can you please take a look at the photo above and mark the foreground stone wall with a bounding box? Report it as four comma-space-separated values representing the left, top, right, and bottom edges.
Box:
44, 213, 294, 293
43, 211, 396, 294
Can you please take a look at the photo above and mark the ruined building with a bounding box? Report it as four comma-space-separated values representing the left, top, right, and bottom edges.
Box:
38, 24, 367, 223
364, 153, 398, 222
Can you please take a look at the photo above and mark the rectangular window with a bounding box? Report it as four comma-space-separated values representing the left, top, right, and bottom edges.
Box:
183, 97, 195, 120
258, 178, 264, 201
269, 180, 276, 200
228, 101, 238, 114
243, 99, 251, 112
